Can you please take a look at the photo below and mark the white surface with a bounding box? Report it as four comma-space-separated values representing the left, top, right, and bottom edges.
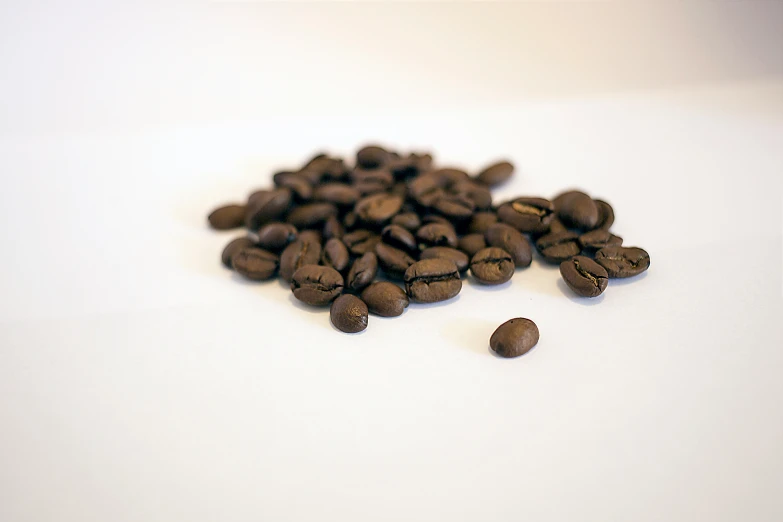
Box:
1, 2, 783, 522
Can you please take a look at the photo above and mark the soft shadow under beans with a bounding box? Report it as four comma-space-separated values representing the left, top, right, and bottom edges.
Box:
466, 277, 513, 292
607, 271, 649, 286
288, 293, 332, 315
409, 294, 461, 309
557, 279, 606, 306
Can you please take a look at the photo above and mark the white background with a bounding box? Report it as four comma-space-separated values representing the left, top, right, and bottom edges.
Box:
1, 2, 782, 521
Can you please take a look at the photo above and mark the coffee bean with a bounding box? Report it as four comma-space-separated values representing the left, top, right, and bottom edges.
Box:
594, 199, 615, 230
313, 183, 361, 207
351, 167, 394, 187
279, 237, 322, 282
322, 215, 344, 240
420, 247, 469, 273
306, 156, 348, 181
291, 265, 344, 306
375, 243, 416, 280
221, 237, 254, 268
356, 145, 390, 170
355, 193, 404, 227
255, 222, 298, 252
497, 197, 555, 234
475, 160, 513, 187
560, 256, 608, 297
245, 188, 292, 229
452, 180, 492, 210
343, 229, 381, 255
345, 252, 378, 292
432, 193, 475, 222
295, 167, 324, 186
554, 190, 599, 230
285, 202, 338, 230
429, 168, 470, 188
578, 229, 622, 254
390, 182, 408, 199
404, 258, 462, 303
595, 246, 650, 278
470, 247, 514, 285
389, 152, 433, 180
298, 229, 323, 245
458, 233, 487, 258
391, 212, 421, 232
208, 204, 246, 230
490, 318, 539, 358
535, 231, 580, 264
353, 179, 389, 197
408, 174, 445, 207
272, 171, 313, 201
381, 224, 418, 254
232, 247, 279, 281
322, 238, 350, 273
361, 282, 409, 317
485, 223, 532, 268
330, 294, 369, 333
416, 223, 458, 249
467, 211, 498, 233
547, 217, 568, 235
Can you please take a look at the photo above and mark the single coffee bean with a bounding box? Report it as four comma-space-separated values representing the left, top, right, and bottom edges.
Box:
322, 215, 344, 240
343, 229, 381, 255
285, 202, 338, 230
404, 258, 462, 303
232, 247, 279, 281
295, 167, 324, 186
485, 223, 532, 268
330, 294, 369, 333
416, 223, 458, 249
432, 193, 475, 222
307, 156, 349, 181
408, 174, 445, 207
375, 243, 416, 280
279, 237, 322, 282
554, 190, 599, 230
428, 168, 470, 188
535, 231, 581, 264
594, 246, 650, 278
490, 318, 539, 358
560, 255, 609, 297
458, 233, 487, 258
475, 160, 514, 187
208, 204, 246, 230
420, 247, 469, 273
594, 199, 615, 230
355, 193, 404, 227
467, 211, 498, 233
381, 224, 418, 254
497, 197, 555, 234
245, 188, 292, 229
470, 247, 514, 285
221, 236, 254, 268
391, 212, 421, 232
272, 171, 313, 201
322, 238, 350, 273
291, 265, 344, 306
578, 229, 623, 254
356, 145, 389, 170
255, 222, 298, 252
452, 180, 492, 210
345, 252, 378, 292
298, 229, 323, 245
389, 152, 433, 180
361, 282, 409, 317
313, 182, 361, 207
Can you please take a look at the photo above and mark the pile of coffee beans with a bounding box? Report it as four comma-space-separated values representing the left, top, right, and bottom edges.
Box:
208, 145, 650, 357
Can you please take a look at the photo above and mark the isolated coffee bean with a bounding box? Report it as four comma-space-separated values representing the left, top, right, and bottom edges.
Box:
322, 238, 350, 273
432, 193, 475, 222
560, 256, 608, 297
330, 294, 369, 333
232, 247, 279, 281
416, 223, 458, 249
381, 224, 418, 254
375, 243, 416, 280
345, 252, 378, 292
361, 282, 409, 317
355, 193, 404, 226
535, 231, 581, 264
594, 200, 615, 230
291, 265, 344, 306
420, 247, 469, 273
490, 318, 539, 358
356, 145, 390, 170
497, 197, 555, 234
554, 190, 599, 230
245, 188, 292, 229
256, 222, 298, 252
578, 229, 622, 254
272, 171, 313, 201
343, 229, 381, 255
313, 183, 361, 207
458, 233, 487, 258
221, 237, 254, 268
404, 258, 462, 303
279, 237, 322, 282
475, 160, 514, 187
452, 180, 492, 210
391, 212, 421, 232
285, 202, 338, 229
322, 215, 344, 240
468, 212, 498, 233
485, 223, 532, 268
470, 247, 514, 285
208, 204, 246, 230
594, 246, 650, 278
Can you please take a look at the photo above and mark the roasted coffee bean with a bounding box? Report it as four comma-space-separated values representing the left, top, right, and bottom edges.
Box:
285, 202, 338, 229
420, 247, 469, 273
381, 224, 418, 254
291, 265, 344, 306
595, 246, 650, 278
232, 247, 279, 281
330, 294, 369, 333
375, 243, 416, 280
404, 259, 462, 303
560, 256, 608, 297
490, 318, 539, 358
578, 229, 622, 254
295, 167, 324, 186
356, 145, 389, 170
391, 212, 421, 232
355, 193, 404, 226
535, 231, 581, 264
255, 222, 298, 252
416, 223, 458, 249
313, 183, 361, 207
429, 168, 470, 188
322, 215, 344, 240
475, 160, 514, 187
390, 182, 408, 198
279, 237, 322, 282
302, 152, 327, 169
485, 223, 532, 268
389, 152, 433, 180
351, 167, 394, 187
245, 188, 292, 229
458, 233, 487, 258
298, 229, 322, 245
221, 237, 254, 268
343, 211, 358, 230
343, 229, 381, 255
307, 156, 348, 181
554, 190, 599, 230
497, 197, 555, 234
432, 193, 475, 222
353, 179, 389, 197
408, 174, 445, 207
361, 282, 409, 317
468, 211, 498, 233
208, 204, 246, 230
272, 171, 313, 201
594, 199, 615, 230
547, 217, 568, 235
345, 252, 378, 292
452, 181, 492, 210
322, 238, 350, 273
470, 247, 514, 285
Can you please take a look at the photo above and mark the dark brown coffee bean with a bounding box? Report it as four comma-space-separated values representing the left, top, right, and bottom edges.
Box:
497, 197, 555, 234
356, 145, 389, 170
404, 259, 462, 303
391, 212, 421, 232
560, 256, 608, 297
428, 168, 470, 188
345, 252, 378, 292
594, 246, 650, 278
468, 212, 498, 233
343, 229, 381, 255
313, 183, 361, 207
475, 160, 514, 187
353, 180, 388, 197
272, 171, 313, 201
245, 188, 292, 229
490, 318, 539, 358
298, 229, 322, 245
279, 237, 322, 282
232, 247, 279, 281
389, 152, 433, 180
208, 204, 246, 230
255, 222, 298, 252
381, 224, 418, 254
485, 223, 532, 268
470, 247, 514, 285
295, 167, 324, 185
452, 181, 492, 210
554, 190, 599, 230
416, 223, 458, 249
361, 282, 409, 317
291, 265, 344, 306
408, 174, 445, 207
306, 156, 348, 182
221, 237, 254, 268
535, 231, 581, 264
432, 193, 475, 222
458, 233, 487, 258
330, 294, 369, 333
322, 238, 350, 273
375, 243, 416, 280
547, 217, 568, 235
355, 193, 404, 227
350, 167, 394, 187
420, 247, 469, 273
322, 215, 344, 240
594, 199, 615, 230
578, 229, 622, 254
285, 202, 338, 229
